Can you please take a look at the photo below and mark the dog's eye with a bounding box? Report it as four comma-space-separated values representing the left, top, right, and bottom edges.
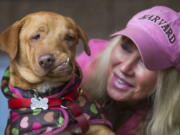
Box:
65, 34, 75, 41
31, 34, 41, 40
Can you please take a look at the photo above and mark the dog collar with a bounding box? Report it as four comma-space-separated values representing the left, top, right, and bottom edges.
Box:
8, 88, 77, 110
1, 67, 81, 110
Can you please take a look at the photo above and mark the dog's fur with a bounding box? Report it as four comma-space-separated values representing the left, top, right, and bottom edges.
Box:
0, 11, 114, 135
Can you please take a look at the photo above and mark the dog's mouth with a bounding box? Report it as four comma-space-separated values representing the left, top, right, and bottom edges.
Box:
50, 62, 73, 75
48, 58, 73, 77
35, 57, 74, 78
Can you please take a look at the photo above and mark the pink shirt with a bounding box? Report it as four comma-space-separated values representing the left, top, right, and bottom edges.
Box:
76, 39, 108, 79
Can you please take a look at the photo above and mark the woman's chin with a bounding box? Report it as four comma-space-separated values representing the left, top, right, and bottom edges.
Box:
106, 86, 131, 102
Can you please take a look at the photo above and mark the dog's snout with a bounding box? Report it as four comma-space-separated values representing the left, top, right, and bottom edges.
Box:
39, 54, 55, 69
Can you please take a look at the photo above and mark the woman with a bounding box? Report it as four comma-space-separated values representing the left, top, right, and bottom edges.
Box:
77, 6, 180, 135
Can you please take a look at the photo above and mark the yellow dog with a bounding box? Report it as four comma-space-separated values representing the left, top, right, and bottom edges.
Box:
0, 11, 114, 135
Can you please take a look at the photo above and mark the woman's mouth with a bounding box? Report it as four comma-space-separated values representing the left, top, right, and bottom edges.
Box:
112, 73, 134, 90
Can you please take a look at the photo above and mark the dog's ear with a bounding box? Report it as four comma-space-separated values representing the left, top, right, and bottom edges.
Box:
66, 17, 91, 56
77, 25, 91, 56
0, 19, 25, 60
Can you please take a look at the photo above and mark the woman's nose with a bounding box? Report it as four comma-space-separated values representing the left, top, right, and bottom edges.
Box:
120, 55, 137, 76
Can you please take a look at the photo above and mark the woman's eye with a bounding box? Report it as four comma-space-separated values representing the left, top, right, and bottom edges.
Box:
31, 33, 41, 40
121, 43, 132, 53
65, 34, 75, 41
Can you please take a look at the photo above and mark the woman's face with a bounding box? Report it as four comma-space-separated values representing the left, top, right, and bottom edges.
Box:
107, 37, 157, 102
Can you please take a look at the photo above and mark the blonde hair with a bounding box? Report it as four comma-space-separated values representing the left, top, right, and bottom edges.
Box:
82, 36, 121, 102
147, 68, 180, 135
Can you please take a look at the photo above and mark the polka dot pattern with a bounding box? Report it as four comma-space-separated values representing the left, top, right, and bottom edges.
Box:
2, 68, 112, 134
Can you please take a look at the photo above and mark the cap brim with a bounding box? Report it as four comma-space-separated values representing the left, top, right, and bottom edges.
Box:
111, 26, 171, 70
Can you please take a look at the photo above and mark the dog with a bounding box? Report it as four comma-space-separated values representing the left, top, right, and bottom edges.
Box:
0, 11, 115, 135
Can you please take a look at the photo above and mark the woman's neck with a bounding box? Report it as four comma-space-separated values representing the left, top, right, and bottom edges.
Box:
104, 98, 151, 130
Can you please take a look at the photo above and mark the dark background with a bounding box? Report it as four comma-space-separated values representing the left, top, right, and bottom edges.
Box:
0, 0, 179, 39
0, 0, 179, 133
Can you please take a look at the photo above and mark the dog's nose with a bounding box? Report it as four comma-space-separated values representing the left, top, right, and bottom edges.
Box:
38, 54, 55, 69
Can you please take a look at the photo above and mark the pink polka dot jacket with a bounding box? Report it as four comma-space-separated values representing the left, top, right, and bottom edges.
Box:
1, 67, 112, 135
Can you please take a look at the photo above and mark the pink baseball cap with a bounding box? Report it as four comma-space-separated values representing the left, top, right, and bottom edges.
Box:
111, 6, 180, 70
